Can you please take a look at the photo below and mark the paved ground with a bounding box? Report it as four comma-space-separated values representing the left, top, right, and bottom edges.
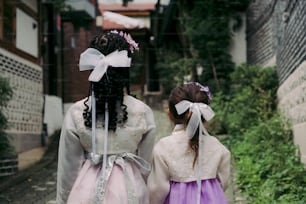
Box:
0, 130, 59, 204
0, 109, 245, 204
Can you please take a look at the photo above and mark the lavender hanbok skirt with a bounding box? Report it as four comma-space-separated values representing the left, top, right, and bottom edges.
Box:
164, 179, 228, 204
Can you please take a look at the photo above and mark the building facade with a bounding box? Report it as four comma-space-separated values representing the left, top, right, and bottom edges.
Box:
0, 0, 43, 153
60, 0, 98, 109
0, 0, 99, 153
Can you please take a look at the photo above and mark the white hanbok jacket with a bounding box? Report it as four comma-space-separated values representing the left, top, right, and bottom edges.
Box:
148, 125, 231, 204
56, 95, 156, 204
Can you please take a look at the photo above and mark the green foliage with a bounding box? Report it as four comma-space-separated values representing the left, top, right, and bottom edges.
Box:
0, 76, 14, 157
233, 116, 306, 203
211, 64, 306, 203
156, 0, 250, 96
156, 50, 197, 97
211, 64, 278, 135
181, 0, 250, 90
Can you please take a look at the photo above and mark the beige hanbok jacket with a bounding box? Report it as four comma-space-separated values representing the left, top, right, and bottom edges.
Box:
148, 125, 231, 204
56, 95, 156, 204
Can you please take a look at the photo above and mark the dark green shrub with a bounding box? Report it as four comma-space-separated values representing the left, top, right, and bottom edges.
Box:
156, 50, 192, 97
211, 64, 278, 135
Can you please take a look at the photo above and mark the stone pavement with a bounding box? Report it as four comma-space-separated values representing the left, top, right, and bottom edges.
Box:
0, 129, 59, 204
0, 110, 245, 204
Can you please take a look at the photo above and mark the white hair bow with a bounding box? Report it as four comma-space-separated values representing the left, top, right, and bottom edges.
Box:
79, 48, 131, 82
175, 100, 215, 204
175, 100, 215, 139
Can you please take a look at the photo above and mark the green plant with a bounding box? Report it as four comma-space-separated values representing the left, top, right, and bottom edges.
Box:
233, 115, 306, 203
0, 76, 14, 157
211, 64, 278, 135
155, 0, 250, 96
180, 0, 250, 91
155, 50, 189, 97
211, 64, 306, 203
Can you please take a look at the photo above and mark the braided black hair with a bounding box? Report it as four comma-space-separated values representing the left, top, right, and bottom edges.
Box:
83, 31, 133, 131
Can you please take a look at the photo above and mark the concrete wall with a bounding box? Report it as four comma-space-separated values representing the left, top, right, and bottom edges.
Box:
277, 61, 306, 164
247, 0, 306, 164
230, 13, 247, 65
43, 95, 64, 137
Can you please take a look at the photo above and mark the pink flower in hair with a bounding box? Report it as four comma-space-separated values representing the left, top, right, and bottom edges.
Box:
110, 30, 139, 53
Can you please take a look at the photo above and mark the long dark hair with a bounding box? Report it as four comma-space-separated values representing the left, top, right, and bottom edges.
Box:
83, 31, 133, 131
168, 83, 211, 167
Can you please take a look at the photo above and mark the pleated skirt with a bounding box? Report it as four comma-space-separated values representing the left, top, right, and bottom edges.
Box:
67, 160, 149, 204
164, 179, 228, 204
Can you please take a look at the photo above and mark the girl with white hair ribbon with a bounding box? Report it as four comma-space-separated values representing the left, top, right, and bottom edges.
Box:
148, 82, 231, 204
56, 30, 156, 204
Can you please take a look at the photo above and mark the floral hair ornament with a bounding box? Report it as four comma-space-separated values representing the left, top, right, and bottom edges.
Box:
110, 30, 139, 53
185, 82, 212, 104
175, 100, 215, 204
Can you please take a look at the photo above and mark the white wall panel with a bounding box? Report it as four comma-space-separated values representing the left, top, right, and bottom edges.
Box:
16, 9, 38, 57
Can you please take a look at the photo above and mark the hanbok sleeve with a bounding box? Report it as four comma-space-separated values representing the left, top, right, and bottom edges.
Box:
137, 105, 156, 163
147, 141, 170, 204
56, 107, 85, 204
217, 147, 231, 191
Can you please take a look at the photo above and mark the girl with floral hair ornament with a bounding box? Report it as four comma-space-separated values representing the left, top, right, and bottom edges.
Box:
148, 82, 230, 204
56, 30, 156, 204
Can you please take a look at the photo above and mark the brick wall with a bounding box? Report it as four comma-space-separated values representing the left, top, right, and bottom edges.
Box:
246, 0, 278, 66
62, 22, 96, 103
276, 0, 306, 84
247, 0, 306, 81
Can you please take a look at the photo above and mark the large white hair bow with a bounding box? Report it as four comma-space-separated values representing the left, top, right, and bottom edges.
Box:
79, 48, 131, 82
175, 100, 215, 138
175, 100, 215, 204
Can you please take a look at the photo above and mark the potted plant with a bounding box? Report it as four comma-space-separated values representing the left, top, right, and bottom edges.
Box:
0, 76, 17, 178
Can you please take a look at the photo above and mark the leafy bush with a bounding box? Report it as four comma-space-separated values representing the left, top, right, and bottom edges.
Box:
233, 115, 306, 203
156, 50, 193, 97
211, 64, 278, 135
182, 0, 250, 91
0, 76, 14, 157
211, 64, 306, 203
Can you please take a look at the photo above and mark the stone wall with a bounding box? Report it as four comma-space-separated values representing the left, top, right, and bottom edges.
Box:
278, 62, 306, 164
247, 0, 306, 164
0, 48, 43, 153
43, 95, 64, 137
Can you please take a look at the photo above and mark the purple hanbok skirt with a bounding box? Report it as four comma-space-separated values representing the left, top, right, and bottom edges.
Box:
164, 179, 228, 204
